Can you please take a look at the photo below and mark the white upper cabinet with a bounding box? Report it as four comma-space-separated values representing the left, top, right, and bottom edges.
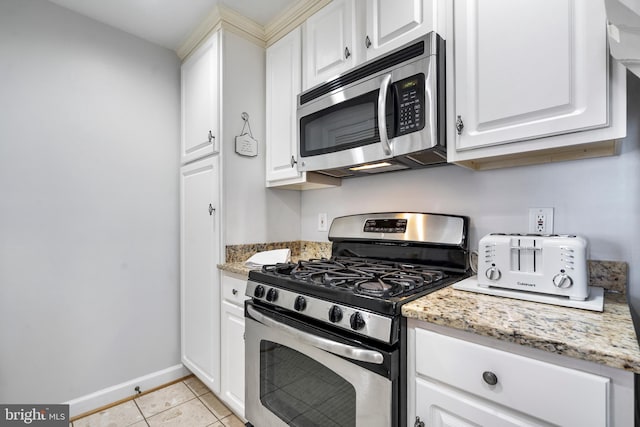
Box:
266, 27, 303, 183
302, 0, 357, 89
449, 0, 627, 169
266, 27, 341, 190
364, 0, 439, 60
181, 33, 219, 164
302, 0, 443, 90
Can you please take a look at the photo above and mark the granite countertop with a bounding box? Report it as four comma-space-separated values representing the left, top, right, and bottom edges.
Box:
402, 271, 640, 374
218, 261, 255, 276
218, 241, 333, 277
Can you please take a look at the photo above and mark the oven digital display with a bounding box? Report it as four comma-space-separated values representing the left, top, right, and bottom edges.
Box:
363, 219, 407, 233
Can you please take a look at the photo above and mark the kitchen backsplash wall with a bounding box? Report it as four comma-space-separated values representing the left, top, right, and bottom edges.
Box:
300, 71, 640, 311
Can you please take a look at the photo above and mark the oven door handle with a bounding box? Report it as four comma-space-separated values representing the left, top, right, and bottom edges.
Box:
377, 73, 392, 156
247, 305, 384, 365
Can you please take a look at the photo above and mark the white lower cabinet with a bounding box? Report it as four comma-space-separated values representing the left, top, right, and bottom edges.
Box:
220, 272, 249, 418
180, 156, 221, 394
408, 321, 635, 427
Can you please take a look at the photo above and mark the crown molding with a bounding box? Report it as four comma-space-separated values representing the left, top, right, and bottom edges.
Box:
264, 0, 332, 47
177, 4, 265, 60
178, 0, 332, 60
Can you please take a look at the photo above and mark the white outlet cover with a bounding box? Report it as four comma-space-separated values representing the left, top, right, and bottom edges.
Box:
318, 213, 328, 232
528, 207, 554, 233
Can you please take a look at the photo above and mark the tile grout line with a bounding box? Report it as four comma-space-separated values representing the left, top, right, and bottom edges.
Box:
131, 398, 149, 426
194, 390, 223, 424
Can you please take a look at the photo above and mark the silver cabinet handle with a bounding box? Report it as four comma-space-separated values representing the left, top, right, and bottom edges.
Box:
378, 74, 393, 156
246, 305, 384, 365
208, 204, 215, 216
232, 289, 238, 295
365, 36, 371, 48
208, 130, 215, 143
290, 155, 297, 168
345, 46, 351, 59
456, 116, 464, 135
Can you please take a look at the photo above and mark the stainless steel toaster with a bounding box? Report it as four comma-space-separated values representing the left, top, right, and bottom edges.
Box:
477, 233, 589, 300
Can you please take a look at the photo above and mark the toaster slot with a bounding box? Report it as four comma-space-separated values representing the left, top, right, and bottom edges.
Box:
510, 237, 542, 273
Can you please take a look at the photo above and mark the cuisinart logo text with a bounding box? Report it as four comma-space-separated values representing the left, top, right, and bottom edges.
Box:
517, 281, 536, 288
1, 405, 68, 426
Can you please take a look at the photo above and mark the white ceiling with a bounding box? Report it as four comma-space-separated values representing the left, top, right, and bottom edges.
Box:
47, 0, 299, 51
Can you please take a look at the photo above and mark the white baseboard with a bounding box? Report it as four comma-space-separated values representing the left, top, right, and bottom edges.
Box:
65, 364, 191, 418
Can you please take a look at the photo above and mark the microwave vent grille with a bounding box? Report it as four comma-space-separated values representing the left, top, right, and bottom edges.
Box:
405, 149, 447, 166
300, 40, 426, 105
316, 169, 355, 178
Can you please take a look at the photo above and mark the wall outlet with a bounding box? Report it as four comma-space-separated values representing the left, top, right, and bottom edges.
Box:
318, 213, 328, 232
528, 207, 554, 233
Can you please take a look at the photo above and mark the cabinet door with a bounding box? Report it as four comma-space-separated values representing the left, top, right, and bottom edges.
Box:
181, 33, 219, 164
220, 300, 246, 417
180, 156, 220, 393
303, 0, 356, 89
416, 378, 550, 427
454, 0, 609, 151
364, 0, 438, 61
266, 27, 303, 183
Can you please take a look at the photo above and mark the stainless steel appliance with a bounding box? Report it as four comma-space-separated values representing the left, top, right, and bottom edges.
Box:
477, 233, 589, 300
244, 212, 470, 427
296, 32, 446, 178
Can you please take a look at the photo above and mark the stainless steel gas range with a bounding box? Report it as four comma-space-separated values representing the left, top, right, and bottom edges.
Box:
244, 212, 471, 427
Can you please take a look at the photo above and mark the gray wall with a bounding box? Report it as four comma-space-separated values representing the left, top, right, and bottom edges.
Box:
0, 0, 181, 403
221, 31, 301, 245
301, 72, 640, 310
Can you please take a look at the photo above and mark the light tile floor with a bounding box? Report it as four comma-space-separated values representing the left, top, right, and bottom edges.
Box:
72, 376, 244, 427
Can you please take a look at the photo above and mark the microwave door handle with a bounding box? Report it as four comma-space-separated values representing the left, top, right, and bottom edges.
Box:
246, 305, 384, 365
378, 74, 392, 156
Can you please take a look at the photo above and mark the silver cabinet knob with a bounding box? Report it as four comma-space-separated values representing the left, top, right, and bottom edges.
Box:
365, 36, 372, 48
482, 371, 498, 386
232, 289, 238, 295
208, 130, 215, 143
553, 273, 573, 288
344, 46, 351, 59
290, 155, 297, 168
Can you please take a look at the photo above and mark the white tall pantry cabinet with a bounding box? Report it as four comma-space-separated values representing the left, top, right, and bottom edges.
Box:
180, 31, 222, 395
180, 28, 264, 404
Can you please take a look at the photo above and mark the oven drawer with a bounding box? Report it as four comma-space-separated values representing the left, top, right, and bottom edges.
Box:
414, 328, 609, 426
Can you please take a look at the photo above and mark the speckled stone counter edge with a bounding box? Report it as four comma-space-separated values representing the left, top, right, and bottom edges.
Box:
218, 241, 332, 276
403, 261, 640, 374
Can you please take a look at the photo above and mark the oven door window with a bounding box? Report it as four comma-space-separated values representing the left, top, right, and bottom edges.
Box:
260, 341, 356, 427
299, 89, 393, 158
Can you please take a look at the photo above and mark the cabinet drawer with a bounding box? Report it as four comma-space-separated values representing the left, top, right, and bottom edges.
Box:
221, 274, 248, 306
415, 328, 609, 427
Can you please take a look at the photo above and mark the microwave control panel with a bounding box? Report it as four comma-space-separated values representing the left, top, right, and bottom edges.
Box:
394, 74, 425, 136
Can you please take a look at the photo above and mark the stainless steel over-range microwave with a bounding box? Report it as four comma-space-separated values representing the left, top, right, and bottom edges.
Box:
296, 32, 446, 178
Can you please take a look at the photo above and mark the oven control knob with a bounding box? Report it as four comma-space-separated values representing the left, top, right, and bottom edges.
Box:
254, 285, 265, 299
553, 273, 573, 289
328, 305, 343, 323
266, 288, 279, 302
485, 266, 501, 281
350, 312, 365, 330
294, 296, 307, 312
